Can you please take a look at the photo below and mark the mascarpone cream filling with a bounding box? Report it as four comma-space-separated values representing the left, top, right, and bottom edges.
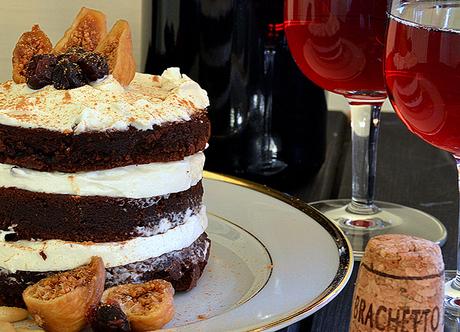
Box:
0, 152, 204, 198
0, 206, 207, 273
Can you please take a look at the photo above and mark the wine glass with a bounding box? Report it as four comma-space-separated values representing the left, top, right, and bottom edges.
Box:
284, 0, 447, 258
385, 0, 460, 317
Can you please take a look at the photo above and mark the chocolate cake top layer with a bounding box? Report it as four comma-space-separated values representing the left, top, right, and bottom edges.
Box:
0, 69, 209, 133
0, 181, 203, 242
0, 113, 210, 172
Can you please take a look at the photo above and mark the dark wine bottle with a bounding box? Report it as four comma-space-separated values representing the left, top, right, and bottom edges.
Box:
146, 0, 327, 188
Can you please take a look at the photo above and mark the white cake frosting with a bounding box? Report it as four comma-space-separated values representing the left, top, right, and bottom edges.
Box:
0, 151, 204, 198
0, 206, 208, 273
0, 68, 209, 133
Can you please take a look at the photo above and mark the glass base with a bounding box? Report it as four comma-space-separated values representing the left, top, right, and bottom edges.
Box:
445, 271, 460, 331
310, 199, 447, 260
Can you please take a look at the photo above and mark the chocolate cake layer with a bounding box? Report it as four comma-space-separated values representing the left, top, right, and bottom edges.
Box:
0, 113, 210, 172
0, 233, 210, 308
0, 181, 203, 242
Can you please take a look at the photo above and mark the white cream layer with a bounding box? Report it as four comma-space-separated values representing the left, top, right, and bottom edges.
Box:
0, 152, 204, 198
0, 207, 207, 273
0, 68, 209, 133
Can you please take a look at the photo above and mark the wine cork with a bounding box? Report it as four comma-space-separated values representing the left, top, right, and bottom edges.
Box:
350, 234, 444, 332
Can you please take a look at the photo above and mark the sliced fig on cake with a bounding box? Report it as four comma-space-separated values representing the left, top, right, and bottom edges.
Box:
12, 25, 53, 83
96, 20, 136, 86
23, 256, 105, 332
101, 279, 175, 331
54, 7, 107, 53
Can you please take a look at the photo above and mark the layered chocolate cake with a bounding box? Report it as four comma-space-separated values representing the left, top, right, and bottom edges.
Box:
0, 9, 211, 308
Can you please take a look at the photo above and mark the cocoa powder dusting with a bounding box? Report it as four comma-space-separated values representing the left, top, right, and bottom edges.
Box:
39, 250, 47, 261
3, 82, 12, 91
63, 91, 72, 103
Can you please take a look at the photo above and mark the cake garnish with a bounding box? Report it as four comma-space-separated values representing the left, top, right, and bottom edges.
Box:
89, 302, 131, 332
56, 46, 109, 82
0, 321, 14, 332
52, 58, 86, 90
57, 46, 86, 62
25, 48, 109, 90
12, 7, 134, 90
12, 25, 52, 84
0, 306, 29, 323
22, 256, 105, 332
26, 54, 57, 89
96, 20, 136, 87
53, 7, 107, 53
76, 51, 109, 81
101, 279, 175, 331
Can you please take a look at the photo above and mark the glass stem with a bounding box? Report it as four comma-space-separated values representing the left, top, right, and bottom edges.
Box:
261, 47, 276, 165
453, 156, 460, 289
346, 101, 383, 215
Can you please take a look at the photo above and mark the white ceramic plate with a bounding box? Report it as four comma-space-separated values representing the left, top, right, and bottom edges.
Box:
16, 171, 353, 332
167, 172, 353, 331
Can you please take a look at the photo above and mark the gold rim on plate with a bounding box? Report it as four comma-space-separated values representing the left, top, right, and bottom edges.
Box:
203, 170, 354, 331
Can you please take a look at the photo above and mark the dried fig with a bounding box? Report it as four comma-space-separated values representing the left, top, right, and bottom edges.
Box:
89, 302, 131, 332
96, 20, 136, 86
12, 25, 52, 83
26, 54, 57, 89
77, 52, 109, 81
23, 257, 105, 332
54, 7, 107, 53
0, 321, 15, 332
57, 46, 87, 62
0, 306, 29, 322
52, 58, 87, 90
101, 280, 175, 331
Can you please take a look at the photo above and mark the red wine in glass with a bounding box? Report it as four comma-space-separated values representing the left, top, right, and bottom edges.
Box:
284, 0, 387, 100
284, 0, 447, 258
385, 10, 460, 156
384, 0, 460, 320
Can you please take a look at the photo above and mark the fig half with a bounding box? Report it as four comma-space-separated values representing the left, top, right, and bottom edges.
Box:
0, 321, 15, 332
54, 7, 107, 53
96, 20, 136, 86
101, 279, 175, 331
23, 256, 105, 332
0, 306, 29, 322
12, 25, 52, 83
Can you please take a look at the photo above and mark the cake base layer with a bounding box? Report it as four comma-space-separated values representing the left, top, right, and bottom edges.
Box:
0, 233, 210, 308
0, 113, 210, 172
0, 181, 203, 242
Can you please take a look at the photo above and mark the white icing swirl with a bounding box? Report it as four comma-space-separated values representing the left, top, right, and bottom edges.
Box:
0, 68, 209, 133
0, 152, 204, 198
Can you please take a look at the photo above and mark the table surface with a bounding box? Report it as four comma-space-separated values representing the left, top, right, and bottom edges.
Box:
274, 111, 458, 332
